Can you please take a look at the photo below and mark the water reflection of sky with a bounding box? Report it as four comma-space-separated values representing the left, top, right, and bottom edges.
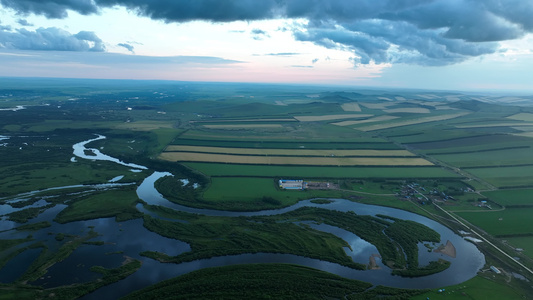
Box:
1, 136, 487, 299
133, 171, 485, 289
72, 135, 146, 170
301, 222, 379, 265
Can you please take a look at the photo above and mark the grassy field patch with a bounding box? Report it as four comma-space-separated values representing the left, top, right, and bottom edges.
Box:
183, 162, 457, 178
357, 113, 469, 131
202, 124, 284, 129
384, 107, 431, 114
203, 177, 290, 203
507, 113, 533, 122
54, 187, 142, 223
481, 189, 533, 206
413, 275, 527, 300
506, 237, 533, 259
294, 114, 373, 122
340, 102, 362, 112
164, 145, 416, 157
457, 208, 533, 236
432, 147, 533, 167
465, 166, 533, 188
332, 115, 398, 127
456, 122, 533, 128
114, 121, 175, 131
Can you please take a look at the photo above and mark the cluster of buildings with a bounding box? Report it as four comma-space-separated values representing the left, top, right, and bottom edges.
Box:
278, 179, 337, 190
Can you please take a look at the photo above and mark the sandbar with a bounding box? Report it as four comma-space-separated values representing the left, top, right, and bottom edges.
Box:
434, 240, 456, 258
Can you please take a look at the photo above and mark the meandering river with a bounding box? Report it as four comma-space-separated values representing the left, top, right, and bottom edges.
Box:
0, 135, 485, 299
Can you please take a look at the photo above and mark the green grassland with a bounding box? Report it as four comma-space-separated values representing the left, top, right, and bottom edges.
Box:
407, 134, 531, 153
456, 208, 533, 236
413, 275, 528, 300
431, 147, 533, 168
465, 165, 533, 188
172, 137, 399, 149
183, 162, 458, 179
181, 127, 390, 143
202, 177, 325, 206
505, 237, 533, 259
122, 264, 425, 300
0, 131, 148, 197
481, 189, 533, 206
2, 79, 533, 298
54, 187, 142, 223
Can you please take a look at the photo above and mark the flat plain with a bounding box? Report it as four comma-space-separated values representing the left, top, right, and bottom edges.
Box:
1, 79, 532, 299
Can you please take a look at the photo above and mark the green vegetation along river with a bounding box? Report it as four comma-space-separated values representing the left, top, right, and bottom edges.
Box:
0, 136, 485, 299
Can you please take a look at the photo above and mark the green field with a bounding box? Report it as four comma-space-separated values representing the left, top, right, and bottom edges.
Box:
413, 275, 527, 300
465, 166, 533, 188
171, 138, 400, 149
481, 189, 533, 206
457, 208, 533, 236
2, 79, 533, 298
408, 134, 530, 153
432, 147, 533, 168
506, 237, 533, 259
202, 177, 306, 207
184, 162, 458, 179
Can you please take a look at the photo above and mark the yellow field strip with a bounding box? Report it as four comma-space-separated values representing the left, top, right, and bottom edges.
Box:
357, 112, 469, 131
435, 106, 456, 110
341, 102, 362, 112
294, 114, 373, 122
164, 145, 416, 157
332, 115, 399, 127
202, 124, 283, 129
159, 152, 433, 166
192, 118, 296, 123
383, 108, 430, 114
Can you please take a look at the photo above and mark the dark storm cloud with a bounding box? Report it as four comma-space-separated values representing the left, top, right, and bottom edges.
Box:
117, 42, 134, 53
297, 19, 498, 66
0, 0, 98, 18
2, 0, 533, 65
0, 27, 105, 51
17, 19, 33, 26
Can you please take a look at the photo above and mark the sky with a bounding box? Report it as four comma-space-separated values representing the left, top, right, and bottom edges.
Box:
0, 0, 532, 92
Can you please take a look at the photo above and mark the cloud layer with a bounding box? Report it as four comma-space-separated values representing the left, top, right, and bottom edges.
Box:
2, 0, 532, 65
0, 27, 105, 51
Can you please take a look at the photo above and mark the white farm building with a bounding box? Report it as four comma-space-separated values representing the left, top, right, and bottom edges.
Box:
279, 179, 306, 190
